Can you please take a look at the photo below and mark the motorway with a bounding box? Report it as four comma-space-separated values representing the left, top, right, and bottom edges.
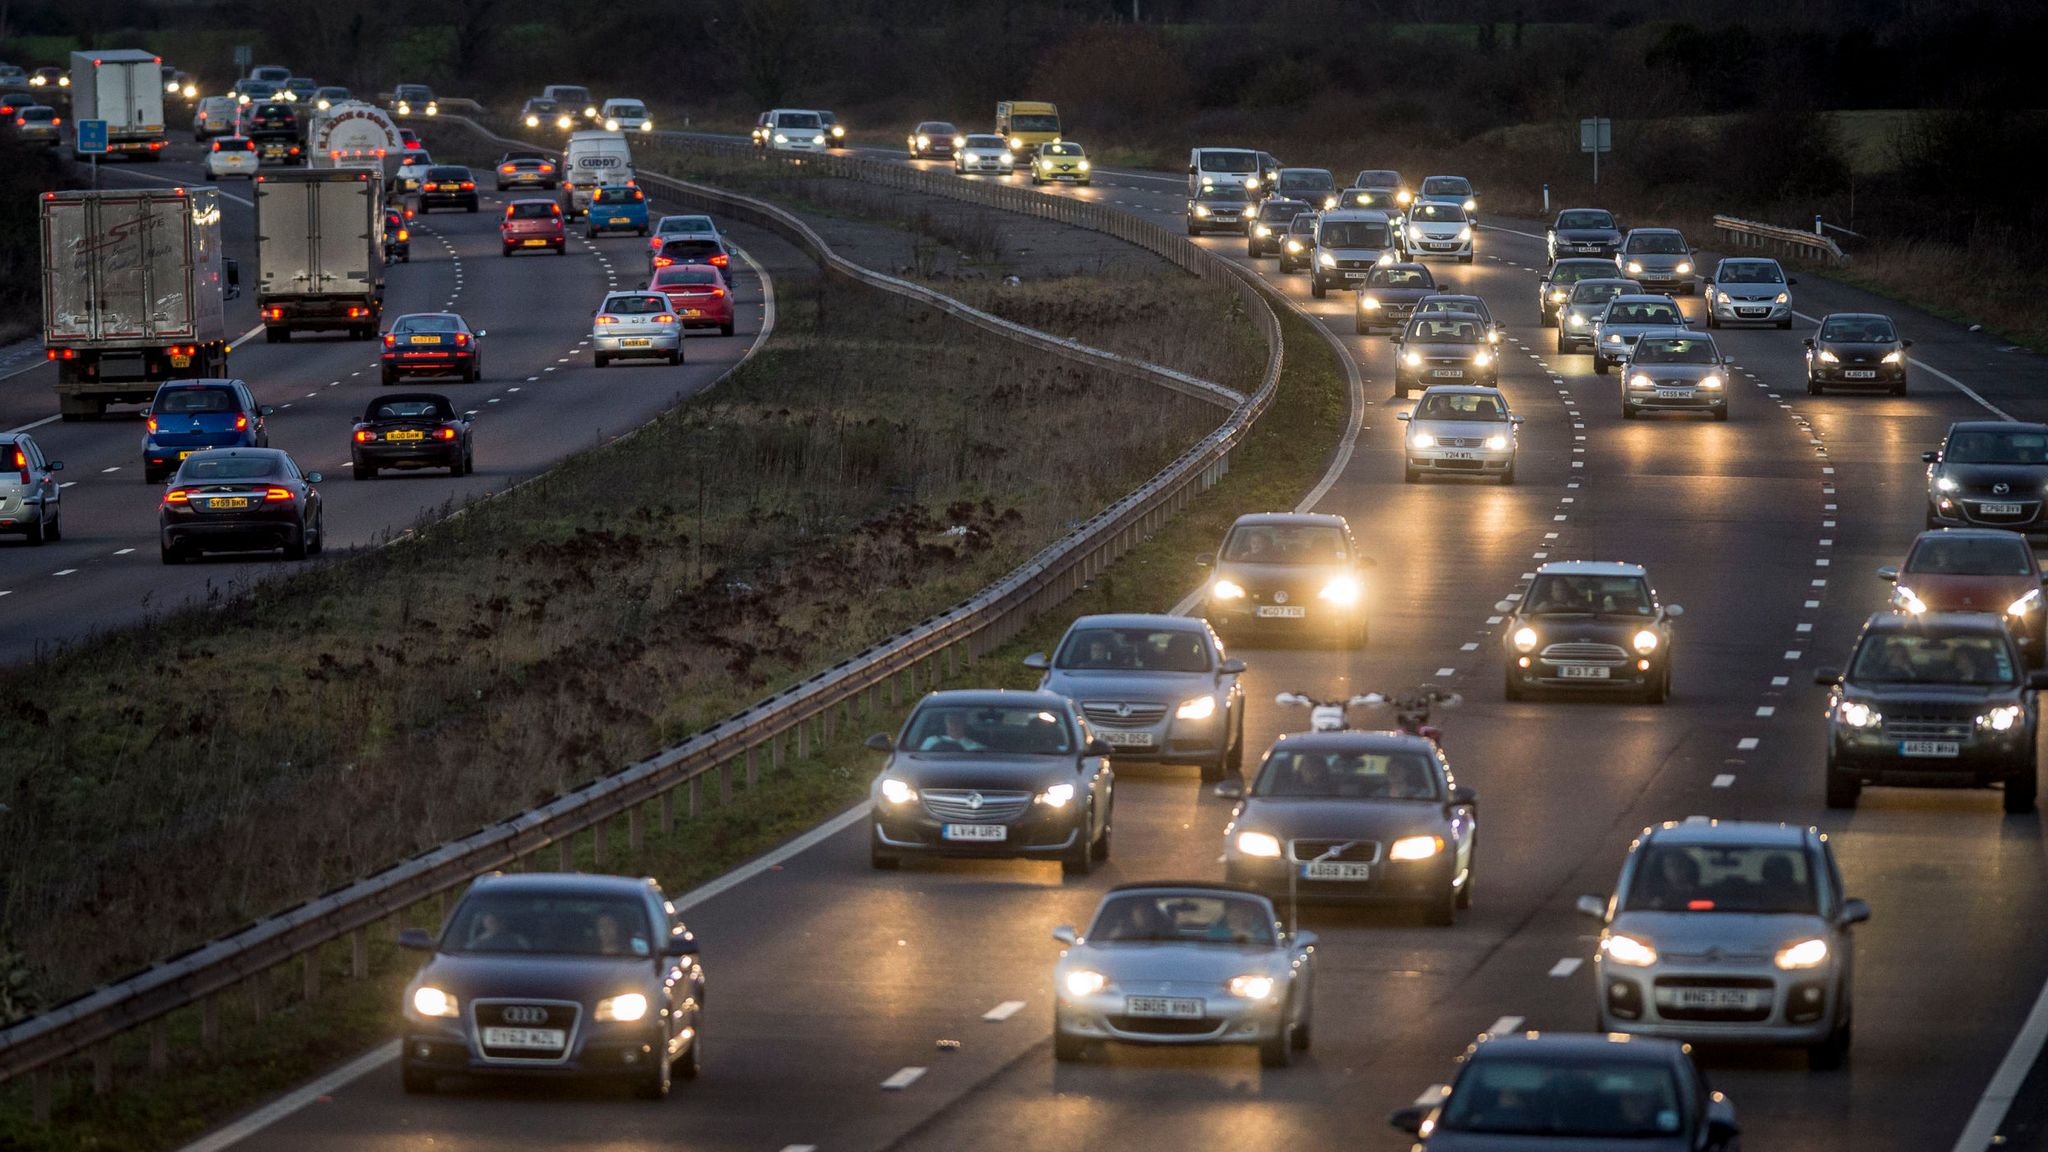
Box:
0, 142, 784, 663
158, 140, 2048, 1151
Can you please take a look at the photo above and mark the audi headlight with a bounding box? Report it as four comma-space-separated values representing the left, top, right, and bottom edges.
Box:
1175, 695, 1217, 722
1319, 576, 1361, 606
1631, 629, 1659, 655
1064, 969, 1106, 996
412, 986, 459, 1017
1601, 934, 1657, 967
1935, 475, 1958, 492
1513, 626, 1539, 653
1462, 198, 1476, 211
1894, 584, 1928, 615
1388, 834, 1443, 861
1361, 296, 1381, 310
1473, 350, 1492, 368
1837, 700, 1881, 728
1775, 292, 1789, 304
1317, 251, 1336, 267
1457, 226, 1473, 241
1211, 578, 1246, 601
1626, 261, 1644, 274
880, 777, 918, 805
1411, 431, 1437, 448
1629, 374, 1655, 390
1040, 782, 1077, 808
1236, 831, 1282, 858
1883, 349, 1904, 364
1228, 975, 1276, 1000
1568, 313, 1587, 328
1774, 939, 1830, 970
1675, 262, 1692, 275
1403, 351, 1422, 367
595, 992, 649, 1022
2011, 589, 2042, 617
1485, 434, 1509, 450
1981, 704, 2025, 732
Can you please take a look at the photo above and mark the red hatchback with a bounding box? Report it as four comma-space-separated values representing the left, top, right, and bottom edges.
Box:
500, 199, 566, 256
649, 266, 735, 337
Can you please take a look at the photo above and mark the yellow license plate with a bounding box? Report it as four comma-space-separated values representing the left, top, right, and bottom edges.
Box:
386, 430, 425, 441
608, 216, 630, 224
522, 238, 548, 246
170, 354, 191, 368
206, 497, 251, 510
622, 338, 650, 347
178, 450, 194, 459
409, 335, 441, 344
681, 309, 701, 318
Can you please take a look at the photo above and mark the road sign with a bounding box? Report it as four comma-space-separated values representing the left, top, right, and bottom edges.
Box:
77, 119, 109, 154
234, 44, 252, 73
1579, 117, 1612, 185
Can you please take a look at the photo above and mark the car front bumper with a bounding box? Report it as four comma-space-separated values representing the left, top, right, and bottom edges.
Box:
1080, 712, 1226, 764
1056, 986, 1285, 1047
1830, 725, 2033, 784
870, 807, 1082, 858
1623, 385, 1726, 413
1812, 363, 1906, 386
1409, 445, 1515, 474
1408, 237, 1472, 258
1596, 961, 1840, 1046
1927, 496, 2048, 535
1624, 267, 1691, 289
1206, 597, 1363, 638
1710, 296, 1792, 324
1508, 652, 1666, 692
401, 1016, 670, 1081
1225, 853, 1458, 906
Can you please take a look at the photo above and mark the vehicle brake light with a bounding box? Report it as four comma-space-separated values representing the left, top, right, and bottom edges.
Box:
13, 451, 27, 485
46, 348, 77, 360
263, 487, 294, 502
235, 416, 249, 430
163, 489, 191, 504
652, 256, 673, 268
435, 428, 457, 441
397, 229, 409, 241
354, 430, 373, 442
460, 181, 474, 190
262, 306, 284, 320
212, 141, 221, 151
501, 165, 515, 173
539, 164, 554, 173
594, 315, 617, 325
347, 307, 368, 319
13, 119, 22, 128
455, 333, 470, 346
655, 314, 675, 323
147, 418, 158, 433
383, 334, 396, 347
709, 253, 729, 267
712, 288, 726, 298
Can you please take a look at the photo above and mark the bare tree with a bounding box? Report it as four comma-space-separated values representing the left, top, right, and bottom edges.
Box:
726, 0, 811, 108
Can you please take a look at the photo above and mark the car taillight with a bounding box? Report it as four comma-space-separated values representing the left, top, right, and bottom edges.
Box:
262, 306, 284, 320
539, 163, 554, 173
46, 349, 78, 360
383, 334, 396, 347
13, 119, 23, 128
13, 451, 27, 485
423, 183, 437, 191
397, 229, 409, 241
460, 181, 474, 189
146, 418, 158, 433
652, 257, 673, 268
455, 333, 470, 346
712, 288, 726, 298
347, 307, 368, 318
655, 314, 675, 323
594, 315, 617, 325
435, 428, 457, 441
211, 141, 221, 151
264, 487, 294, 502
163, 489, 190, 504
354, 430, 373, 442
709, 253, 729, 267
500, 165, 515, 173
234, 416, 249, 431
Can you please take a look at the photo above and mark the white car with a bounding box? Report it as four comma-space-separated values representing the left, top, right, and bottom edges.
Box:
204, 136, 260, 179
395, 152, 435, 193
1404, 202, 1474, 263
1705, 256, 1797, 329
601, 98, 652, 133
591, 291, 684, 368
192, 95, 239, 140
954, 134, 1015, 175
1396, 385, 1521, 484
759, 108, 827, 154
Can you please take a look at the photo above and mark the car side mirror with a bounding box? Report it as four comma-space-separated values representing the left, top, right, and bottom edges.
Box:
465, 409, 480, 419
398, 927, 434, 951
475, 329, 488, 337
1787, 277, 1799, 286
1922, 450, 1940, 463
1389, 1101, 1437, 1135
1395, 411, 1411, 421
1450, 784, 1476, 807
1022, 652, 1050, 671
1052, 925, 1077, 945
1086, 737, 1112, 757
259, 404, 275, 416
1213, 779, 1245, 799
1495, 599, 1517, 614
2029, 671, 2048, 691
1802, 337, 1815, 348
1292, 929, 1319, 948
1575, 894, 1607, 919
1511, 415, 1525, 425
305, 472, 323, 485
1187, 164, 1196, 174
1837, 897, 1871, 927
663, 934, 700, 956
46, 461, 62, 472
1219, 657, 1247, 675
864, 733, 894, 752
1814, 667, 1842, 686
1877, 565, 1899, 582
1706, 1097, 1740, 1149
1903, 338, 1915, 349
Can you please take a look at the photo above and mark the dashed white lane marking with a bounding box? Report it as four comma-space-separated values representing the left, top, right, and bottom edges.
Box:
1549, 958, 1583, 977
52, 569, 76, 576
982, 1000, 1026, 1022
1786, 650, 1804, 660
881, 1066, 927, 1090
1813, 578, 1828, 587
1487, 615, 1503, 624
779, 1146, 819, 1152
1713, 774, 1737, 788
57, 481, 74, 489
114, 548, 133, 556
1737, 737, 1760, 751
1805, 600, 1821, 608
1815, 558, 1830, 567
1772, 676, 1790, 687
1756, 706, 1776, 717
100, 466, 120, 473
0, 590, 10, 597
1796, 623, 1813, 633
1487, 1015, 1526, 1036
1435, 667, 1455, 677
1461, 642, 1479, 651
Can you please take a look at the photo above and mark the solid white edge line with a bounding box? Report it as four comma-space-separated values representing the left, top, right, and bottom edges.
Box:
779, 1146, 820, 1152
1955, 976, 2048, 1151
1293, 328, 1366, 515
1788, 307, 2011, 420
172, 1042, 400, 1152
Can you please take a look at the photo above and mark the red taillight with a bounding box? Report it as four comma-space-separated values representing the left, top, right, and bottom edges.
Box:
652, 256, 673, 268
263, 487, 294, 502
655, 314, 675, 323
455, 333, 470, 346
500, 165, 515, 173
594, 315, 617, 325
234, 416, 249, 431
262, 306, 284, 320
712, 288, 726, 298
211, 141, 221, 151
354, 430, 373, 442
12, 451, 27, 485
435, 428, 457, 441
163, 489, 190, 504
539, 163, 554, 173
46, 348, 77, 360
422, 183, 437, 191
347, 307, 368, 318
460, 181, 474, 190
383, 334, 396, 347
146, 417, 158, 433
12, 119, 22, 128
709, 253, 729, 267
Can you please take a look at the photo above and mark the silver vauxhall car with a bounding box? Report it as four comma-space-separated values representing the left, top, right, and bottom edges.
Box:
1027, 614, 1246, 783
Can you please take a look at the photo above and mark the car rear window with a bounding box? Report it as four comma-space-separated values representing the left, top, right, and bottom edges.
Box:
179, 457, 278, 481
654, 268, 719, 287
506, 202, 558, 219
156, 388, 239, 414
368, 400, 449, 420
596, 187, 644, 203
394, 315, 461, 333
606, 295, 670, 315
427, 167, 469, 180
660, 240, 723, 259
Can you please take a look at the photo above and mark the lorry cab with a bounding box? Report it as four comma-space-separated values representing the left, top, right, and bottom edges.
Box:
562, 130, 634, 216
995, 100, 1060, 158
1188, 147, 1266, 197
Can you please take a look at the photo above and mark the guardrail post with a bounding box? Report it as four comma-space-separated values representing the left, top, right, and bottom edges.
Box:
31, 1066, 50, 1123
629, 805, 644, 852
761, 739, 774, 785
201, 993, 220, 1050
660, 788, 676, 835
796, 720, 809, 761
150, 1018, 168, 1071
557, 838, 571, 870
689, 774, 703, 817
250, 972, 270, 1022
92, 1041, 113, 1095
352, 928, 369, 979
303, 947, 322, 1002
593, 818, 609, 866
719, 760, 733, 805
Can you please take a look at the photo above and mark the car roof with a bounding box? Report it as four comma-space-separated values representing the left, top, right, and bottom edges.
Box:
154, 378, 240, 392
186, 447, 285, 460
1534, 560, 1647, 577
1863, 610, 2014, 636
364, 392, 453, 414
1468, 1031, 1684, 1064
1420, 293, 1484, 304
1573, 277, 1640, 287
394, 312, 462, 321
1268, 730, 1439, 754
1105, 880, 1272, 900
1626, 227, 1685, 236
1552, 257, 1618, 268
1556, 207, 1613, 216
1821, 311, 1892, 323
1277, 166, 1330, 175
1318, 209, 1391, 223
471, 872, 657, 898
1228, 512, 1350, 530
1418, 384, 1505, 398
1641, 818, 1814, 848
1381, 262, 1432, 273
916, 688, 1074, 709
1717, 256, 1781, 265
1610, 294, 1681, 305
1068, 613, 1208, 633
1946, 420, 2048, 434
1912, 527, 2028, 544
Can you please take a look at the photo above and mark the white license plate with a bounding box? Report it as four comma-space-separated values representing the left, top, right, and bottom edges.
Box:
1843, 370, 1876, 379
943, 823, 1007, 841
1440, 450, 1478, 460
1304, 861, 1371, 881
1341, 271, 1367, 279
1098, 730, 1155, 748
622, 338, 651, 347
1657, 389, 1690, 399
1557, 664, 1611, 679
1431, 368, 1465, 378
1737, 308, 1768, 316
1125, 996, 1204, 1019
481, 1026, 566, 1050
1256, 605, 1306, 619
1669, 988, 1762, 1011
1577, 244, 1603, 252
1427, 242, 1457, 249
1982, 503, 2024, 516
1900, 740, 1960, 758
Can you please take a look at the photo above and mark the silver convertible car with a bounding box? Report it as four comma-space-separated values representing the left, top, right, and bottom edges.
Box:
1053, 882, 1317, 1066
1026, 614, 1247, 782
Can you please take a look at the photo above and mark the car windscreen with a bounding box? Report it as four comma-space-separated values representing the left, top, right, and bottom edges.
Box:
1278, 170, 1335, 191
1421, 176, 1472, 195
1416, 392, 1506, 421
901, 703, 1074, 754
551, 88, 590, 104
426, 167, 468, 180
1254, 748, 1440, 800
1632, 338, 1716, 364
397, 86, 432, 99
1374, 268, 1432, 288
1087, 892, 1275, 946
1417, 300, 1484, 318
1055, 627, 1211, 672
1906, 534, 2032, 576
178, 457, 278, 481
393, 315, 461, 333
1009, 113, 1059, 132
1851, 632, 2018, 685
1198, 185, 1250, 203
1287, 215, 1318, 234
444, 892, 656, 957
1606, 302, 1682, 326
1525, 574, 1652, 615
1944, 430, 2048, 465
660, 240, 723, 259
506, 202, 556, 219
156, 388, 239, 414
1356, 170, 1401, 187
1571, 282, 1631, 304
654, 268, 720, 287
1716, 262, 1784, 284
1627, 232, 1688, 254
1221, 523, 1347, 563
1556, 210, 1614, 230
775, 112, 822, 128
660, 216, 715, 234
1409, 203, 1467, 223
1041, 143, 1082, 156
610, 104, 646, 118
1407, 318, 1483, 343
1260, 201, 1306, 221
1198, 150, 1259, 173
964, 135, 1003, 147
367, 400, 449, 421
1550, 261, 1612, 285
1625, 843, 1818, 914
605, 295, 671, 315
918, 122, 956, 135
1440, 1059, 1683, 1138
1318, 222, 1389, 248
1820, 316, 1897, 342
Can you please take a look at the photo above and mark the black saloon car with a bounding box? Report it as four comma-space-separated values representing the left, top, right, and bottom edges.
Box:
1502, 562, 1683, 702
1537, 257, 1622, 328
399, 872, 705, 1098
1202, 513, 1371, 646
1816, 611, 2045, 812
1220, 731, 1476, 924
1391, 1031, 1740, 1152
1247, 197, 1309, 258
352, 393, 473, 478
1546, 207, 1624, 261
867, 690, 1114, 874
418, 165, 480, 212
160, 448, 323, 563
1355, 262, 1439, 334
1924, 421, 2048, 536
1806, 311, 1910, 395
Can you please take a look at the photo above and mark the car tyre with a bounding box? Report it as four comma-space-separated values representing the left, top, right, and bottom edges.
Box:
1593, 356, 1609, 375
1403, 464, 1420, 483
1707, 311, 1720, 329
401, 1061, 436, 1094
1053, 1024, 1088, 1063
1713, 406, 1729, 422
1779, 316, 1794, 329
1061, 804, 1097, 877
632, 1044, 671, 1099
675, 1030, 700, 1080
1824, 755, 1861, 809
1891, 380, 1908, 397
284, 531, 307, 561
1541, 311, 1556, 328
869, 828, 899, 870
160, 540, 184, 565
1091, 807, 1112, 862
1258, 1005, 1295, 1068
23, 513, 45, 545
1499, 462, 1515, 486
1355, 315, 1369, 335
720, 322, 735, 337
381, 368, 397, 386
1504, 667, 1526, 701
1458, 253, 1473, 264
594, 352, 609, 368
1310, 278, 1325, 299
1290, 991, 1313, 1050
669, 348, 684, 366
1809, 1021, 1852, 1071
1456, 863, 1475, 910
1808, 374, 1823, 395
1646, 665, 1670, 704
307, 514, 323, 555
1556, 334, 1571, 354
2005, 758, 2038, 814
502, 244, 514, 257
45, 510, 61, 542
1421, 881, 1458, 926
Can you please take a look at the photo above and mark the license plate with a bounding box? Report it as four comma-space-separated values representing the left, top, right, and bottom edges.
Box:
1669, 988, 1761, 1011
1557, 664, 1611, 679
622, 337, 651, 347
1304, 861, 1371, 881
480, 1027, 566, 1050
1440, 450, 1477, 460
1341, 271, 1366, 279
1125, 997, 1204, 1019
178, 450, 194, 460
1577, 244, 1603, 252
409, 335, 441, 344
681, 309, 702, 318
1982, 503, 2024, 516
522, 238, 548, 246
170, 354, 191, 368
1843, 370, 1876, 379
1900, 740, 1960, 758
1427, 241, 1457, 249
1431, 369, 1464, 377
608, 216, 630, 224
1738, 308, 1767, 317
206, 497, 251, 510
1256, 605, 1306, 619
385, 430, 425, 441
1098, 730, 1155, 748
1657, 389, 1690, 399
942, 824, 1007, 841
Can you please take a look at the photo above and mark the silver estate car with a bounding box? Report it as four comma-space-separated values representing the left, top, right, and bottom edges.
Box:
1592, 294, 1687, 375
1397, 385, 1521, 483
1053, 883, 1317, 1067
1705, 257, 1797, 329
1618, 228, 1696, 294
1621, 331, 1730, 421
1027, 614, 1247, 783
1579, 819, 1868, 1069
591, 292, 684, 367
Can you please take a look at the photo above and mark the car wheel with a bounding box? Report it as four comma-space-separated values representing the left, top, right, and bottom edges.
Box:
466, 202, 478, 214
869, 827, 899, 870
1421, 882, 1457, 927
357, 460, 377, 479
1779, 317, 1794, 330
1824, 755, 1861, 810
1504, 666, 1525, 701
632, 1042, 671, 1099
1354, 315, 1369, 335
1091, 806, 1112, 862
1891, 381, 1908, 397
1808, 374, 1823, 395
1707, 311, 1719, 329
2005, 756, 2038, 814
45, 510, 61, 542
669, 348, 684, 366
502, 245, 513, 257
1646, 665, 1670, 704
1713, 406, 1729, 422
463, 450, 474, 476
1556, 335, 1570, 354
1809, 1021, 1852, 1071
1259, 1001, 1296, 1068
1499, 462, 1515, 486
1403, 464, 1420, 483
284, 530, 307, 561
1593, 357, 1609, 375
1061, 804, 1097, 877
463, 363, 479, 384
1290, 988, 1313, 1050
720, 323, 734, 337
1541, 311, 1555, 328
1456, 861, 1475, 910
381, 368, 397, 386
401, 1061, 436, 1094
1053, 1023, 1088, 1063
1310, 279, 1325, 299
308, 513, 324, 555
1458, 253, 1473, 264
675, 1028, 700, 1080
594, 352, 609, 368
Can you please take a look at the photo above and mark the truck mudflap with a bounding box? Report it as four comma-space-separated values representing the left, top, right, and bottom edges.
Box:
51, 341, 230, 419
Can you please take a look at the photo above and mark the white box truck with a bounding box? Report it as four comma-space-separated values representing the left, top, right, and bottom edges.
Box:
255, 169, 385, 341
41, 188, 237, 419
70, 48, 168, 159
562, 129, 633, 217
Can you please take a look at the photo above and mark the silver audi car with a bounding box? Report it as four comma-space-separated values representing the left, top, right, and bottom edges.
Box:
1579, 819, 1868, 1069
1053, 882, 1317, 1067
1027, 614, 1246, 783
1397, 385, 1521, 483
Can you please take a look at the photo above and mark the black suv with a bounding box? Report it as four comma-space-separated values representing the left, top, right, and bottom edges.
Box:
1923, 421, 2048, 537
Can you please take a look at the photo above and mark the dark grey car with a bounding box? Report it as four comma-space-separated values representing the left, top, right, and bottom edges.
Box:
1547, 207, 1624, 261
1028, 613, 1246, 782
1806, 312, 1910, 395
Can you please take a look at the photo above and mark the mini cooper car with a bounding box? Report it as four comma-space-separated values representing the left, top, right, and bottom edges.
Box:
1806, 312, 1910, 395
1203, 513, 1371, 646
1025, 613, 1246, 782
351, 393, 473, 478
1879, 529, 2048, 663
1502, 561, 1683, 702
1397, 385, 1521, 483
1052, 883, 1316, 1066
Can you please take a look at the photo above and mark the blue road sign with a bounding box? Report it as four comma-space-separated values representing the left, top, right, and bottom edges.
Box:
77, 119, 109, 154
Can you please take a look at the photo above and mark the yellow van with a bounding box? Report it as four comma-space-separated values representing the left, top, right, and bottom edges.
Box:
995, 101, 1061, 157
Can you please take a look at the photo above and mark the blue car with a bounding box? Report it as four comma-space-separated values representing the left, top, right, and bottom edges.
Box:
586, 185, 649, 237
142, 379, 271, 483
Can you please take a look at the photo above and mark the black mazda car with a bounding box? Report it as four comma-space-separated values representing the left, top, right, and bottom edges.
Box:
1924, 421, 2048, 536
352, 392, 473, 478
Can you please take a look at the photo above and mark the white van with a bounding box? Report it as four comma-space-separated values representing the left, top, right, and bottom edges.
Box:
1188, 147, 1266, 196
563, 130, 634, 216
601, 97, 652, 133
759, 109, 828, 154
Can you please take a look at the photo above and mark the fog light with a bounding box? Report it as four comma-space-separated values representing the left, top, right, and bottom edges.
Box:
414, 1043, 432, 1058
1516, 656, 1530, 668
1638, 659, 1650, 671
